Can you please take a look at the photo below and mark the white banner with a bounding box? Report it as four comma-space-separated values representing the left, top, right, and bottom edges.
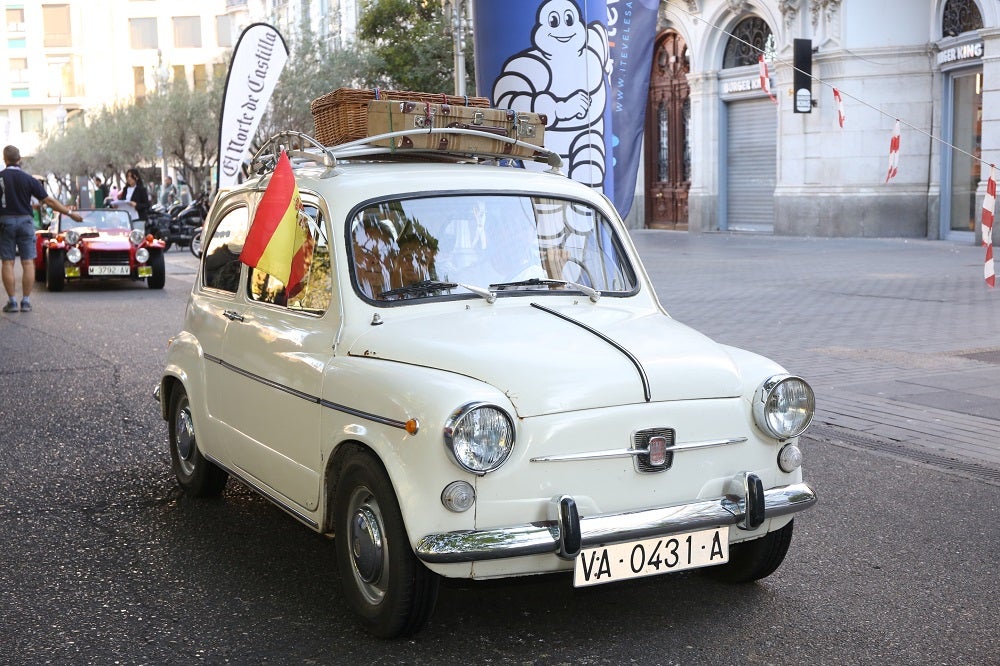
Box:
217, 23, 289, 190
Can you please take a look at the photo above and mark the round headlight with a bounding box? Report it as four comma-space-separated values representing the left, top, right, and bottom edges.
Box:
64, 230, 80, 246
136, 247, 150, 263
753, 375, 815, 440
129, 229, 145, 246
444, 403, 515, 474
66, 247, 82, 264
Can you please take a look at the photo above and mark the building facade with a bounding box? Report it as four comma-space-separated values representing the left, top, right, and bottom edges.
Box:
639, 0, 1000, 242
0, 0, 358, 157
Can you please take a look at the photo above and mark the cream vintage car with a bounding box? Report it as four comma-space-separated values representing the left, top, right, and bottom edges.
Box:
156, 129, 816, 638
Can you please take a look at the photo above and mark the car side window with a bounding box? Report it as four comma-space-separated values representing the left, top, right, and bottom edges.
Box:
248, 203, 331, 314
203, 206, 249, 294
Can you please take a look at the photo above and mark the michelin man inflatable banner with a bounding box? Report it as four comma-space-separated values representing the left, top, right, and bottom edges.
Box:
473, 0, 659, 217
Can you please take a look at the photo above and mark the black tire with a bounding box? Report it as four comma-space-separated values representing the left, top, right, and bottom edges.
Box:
333, 451, 439, 638
147, 250, 166, 289
168, 387, 227, 497
703, 520, 794, 584
46, 249, 65, 292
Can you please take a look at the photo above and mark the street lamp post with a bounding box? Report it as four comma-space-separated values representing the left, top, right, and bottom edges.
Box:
443, 0, 471, 96
55, 97, 67, 134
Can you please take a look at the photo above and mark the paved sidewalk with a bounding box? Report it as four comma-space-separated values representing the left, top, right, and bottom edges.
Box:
630, 230, 1000, 479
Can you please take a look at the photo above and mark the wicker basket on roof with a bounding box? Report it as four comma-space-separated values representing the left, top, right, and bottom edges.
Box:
310, 87, 491, 147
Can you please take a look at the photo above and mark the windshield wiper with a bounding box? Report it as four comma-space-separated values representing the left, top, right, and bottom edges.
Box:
489, 278, 601, 302
378, 280, 458, 300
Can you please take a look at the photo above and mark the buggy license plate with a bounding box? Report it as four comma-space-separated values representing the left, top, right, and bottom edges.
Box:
89, 265, 130, 276
574, 526, 729, 587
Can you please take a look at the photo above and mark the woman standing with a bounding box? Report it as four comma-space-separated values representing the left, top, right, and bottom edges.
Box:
117, 168, 151, 219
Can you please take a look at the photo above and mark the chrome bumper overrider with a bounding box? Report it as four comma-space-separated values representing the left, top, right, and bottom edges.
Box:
415, 476, 816, 564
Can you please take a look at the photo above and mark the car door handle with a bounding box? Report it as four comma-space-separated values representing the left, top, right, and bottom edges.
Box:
223, 310, 245, 322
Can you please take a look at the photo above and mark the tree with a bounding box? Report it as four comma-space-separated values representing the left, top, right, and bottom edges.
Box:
357, 0, 474, 94
258, 8, 380, 143
146, 77, 223, 196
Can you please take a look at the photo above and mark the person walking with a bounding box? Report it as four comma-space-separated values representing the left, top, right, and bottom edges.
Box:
93, 176, 109, 208
0, 145, 82, 313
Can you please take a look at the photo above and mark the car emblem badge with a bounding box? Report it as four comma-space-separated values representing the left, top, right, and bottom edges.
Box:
647, 436, 668, 466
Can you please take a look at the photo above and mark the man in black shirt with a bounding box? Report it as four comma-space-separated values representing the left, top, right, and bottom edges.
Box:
0, 145, 82, 312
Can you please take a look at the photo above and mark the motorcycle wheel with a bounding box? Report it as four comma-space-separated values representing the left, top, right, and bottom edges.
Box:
190, 230, 203, 258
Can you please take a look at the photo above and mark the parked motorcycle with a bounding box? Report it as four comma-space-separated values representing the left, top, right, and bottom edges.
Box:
144, 192, 209, 252
190, 226, 203, 258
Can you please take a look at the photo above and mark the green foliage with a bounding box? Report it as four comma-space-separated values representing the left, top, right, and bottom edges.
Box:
258, 12, 380, 142
357, 0, 474, 94
28, 3, 471, 200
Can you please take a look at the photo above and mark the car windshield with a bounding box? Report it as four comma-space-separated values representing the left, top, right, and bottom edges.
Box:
350, 194, 636, 302
61, 210, 133, 231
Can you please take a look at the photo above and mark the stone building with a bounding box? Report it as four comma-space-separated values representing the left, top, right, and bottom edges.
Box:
639, 0, 998, 242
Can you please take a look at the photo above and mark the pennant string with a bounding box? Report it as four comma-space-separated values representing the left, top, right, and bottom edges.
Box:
671, 5, 988, 170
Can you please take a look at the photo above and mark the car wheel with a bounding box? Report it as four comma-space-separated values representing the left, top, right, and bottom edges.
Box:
703, 520, 794, 584
45, 249, 65, 292
168, 387, 227, 497
147, 250, 166, 289
333, 451, 439, 638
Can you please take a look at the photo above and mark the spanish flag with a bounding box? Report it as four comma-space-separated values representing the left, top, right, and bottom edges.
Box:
240, 150, 309, 289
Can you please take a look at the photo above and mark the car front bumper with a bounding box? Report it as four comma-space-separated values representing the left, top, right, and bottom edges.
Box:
415, 473, 816, 564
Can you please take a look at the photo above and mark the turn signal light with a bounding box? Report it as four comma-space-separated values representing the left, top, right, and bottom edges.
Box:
145, 234, 154, 243
405, 419, 419, 435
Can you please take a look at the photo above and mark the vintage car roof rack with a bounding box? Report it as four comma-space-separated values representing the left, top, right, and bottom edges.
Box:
248, 128, 564, 179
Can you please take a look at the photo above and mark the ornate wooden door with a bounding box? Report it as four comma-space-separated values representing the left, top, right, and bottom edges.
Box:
645, 31, 690, 230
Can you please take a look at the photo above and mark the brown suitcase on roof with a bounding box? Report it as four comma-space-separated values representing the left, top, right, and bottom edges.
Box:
366, 99, 547, 160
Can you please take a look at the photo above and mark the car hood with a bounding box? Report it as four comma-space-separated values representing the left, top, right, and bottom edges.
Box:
347, 302, 744, 417
80, 230, 131, 250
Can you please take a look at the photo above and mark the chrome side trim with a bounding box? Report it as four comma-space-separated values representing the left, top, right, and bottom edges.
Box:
530, 437, 748, 462
415, 481, 816, 564
206, 454, 320, 530
203, 352, 409, 430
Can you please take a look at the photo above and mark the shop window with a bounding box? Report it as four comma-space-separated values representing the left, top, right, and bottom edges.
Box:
6, 7, 24, 32
216, 15, 233, 47
943, 0, 983, 37
133, 66, 146, 100
10, 58, 27, 84
130, 17, 158, 49
173, 16, 202, 48
193, 64, 207, 91
20, 109, 43, 133
723, 17, 773, 69
42, 5, 71, 47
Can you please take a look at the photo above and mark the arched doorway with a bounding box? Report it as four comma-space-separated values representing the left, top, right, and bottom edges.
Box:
645, 31, 690, 230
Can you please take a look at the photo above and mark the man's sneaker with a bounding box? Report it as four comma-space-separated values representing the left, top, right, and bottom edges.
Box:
19, 301, 31, 313
2, 301, 17, 313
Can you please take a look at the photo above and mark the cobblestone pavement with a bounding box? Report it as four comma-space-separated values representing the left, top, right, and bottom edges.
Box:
630, 230, 1000, 480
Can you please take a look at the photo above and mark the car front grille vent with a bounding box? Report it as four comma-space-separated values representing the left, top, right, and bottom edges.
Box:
632, 427, 676, 473
88, 251, 131, 266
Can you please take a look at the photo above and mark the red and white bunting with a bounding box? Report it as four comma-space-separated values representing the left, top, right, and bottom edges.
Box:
758, 54, 776, 103
833, 88, 845, 128
983, 165, 996, 287
885, 120, 901, 183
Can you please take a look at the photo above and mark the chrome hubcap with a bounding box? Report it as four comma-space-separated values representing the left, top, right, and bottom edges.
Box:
174, 404, 196, 476
346, 487, 388, 605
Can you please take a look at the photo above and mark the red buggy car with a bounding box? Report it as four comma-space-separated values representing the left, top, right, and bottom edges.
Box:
34, 208, 167, 291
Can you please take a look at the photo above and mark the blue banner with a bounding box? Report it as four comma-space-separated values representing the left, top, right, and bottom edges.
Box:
473, 0, 658, 217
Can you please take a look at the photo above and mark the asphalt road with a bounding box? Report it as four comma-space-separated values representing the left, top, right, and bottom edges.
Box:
1, 248, 998, 665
